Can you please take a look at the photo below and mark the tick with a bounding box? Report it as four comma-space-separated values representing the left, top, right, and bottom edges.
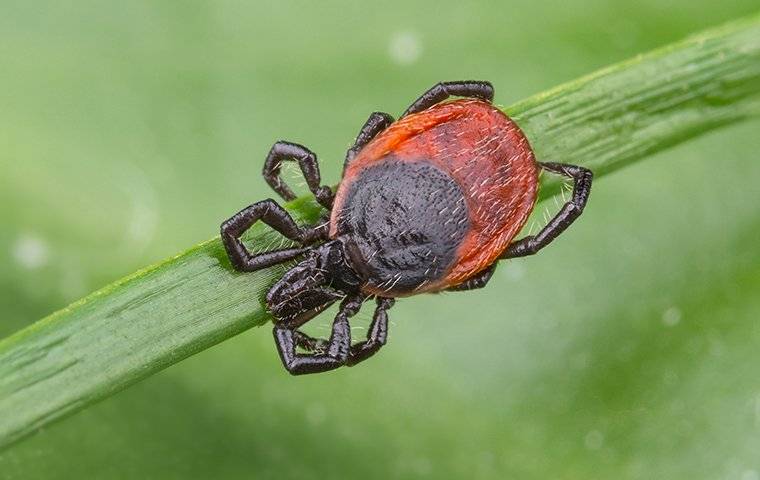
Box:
221, 81, 593, 375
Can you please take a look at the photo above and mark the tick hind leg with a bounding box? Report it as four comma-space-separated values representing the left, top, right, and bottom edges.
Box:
344, 111, 394, 172
220, 199, 327, 272
273, 295, 365, 375
403, 80, 494, 117
502, 162, 593, 259
285, 297, 395, 370
262, 141, 334, 209
347, 297, 394, 366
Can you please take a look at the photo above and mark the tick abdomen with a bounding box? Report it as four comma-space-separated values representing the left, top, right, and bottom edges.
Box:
334, 160, 469, 295
331, 99, 539, 295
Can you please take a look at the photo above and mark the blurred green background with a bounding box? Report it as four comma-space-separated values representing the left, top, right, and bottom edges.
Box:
2, 1, 760, 478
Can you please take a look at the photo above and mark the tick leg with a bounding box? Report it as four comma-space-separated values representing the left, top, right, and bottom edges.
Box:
344, 111, 394, 172
501, 162, 593, 259
346, 297, 395, 367
289, 296, 392, 360
220, 199, 327, 272
402, 80, 494, 117
293, 330, 329, 353
262, 140, 334, 210
446, 264, 496, 292
291, 296, 393, 367
273, 295, 365, 375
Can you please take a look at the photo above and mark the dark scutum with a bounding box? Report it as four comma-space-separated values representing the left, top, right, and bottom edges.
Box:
335, 159, 470, 293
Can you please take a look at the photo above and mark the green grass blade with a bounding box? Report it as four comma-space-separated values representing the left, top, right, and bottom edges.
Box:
1, 13, 759, 450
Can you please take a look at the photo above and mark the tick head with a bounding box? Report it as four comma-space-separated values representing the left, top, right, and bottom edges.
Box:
265, 253, 342, 328
265, 240, 364, 327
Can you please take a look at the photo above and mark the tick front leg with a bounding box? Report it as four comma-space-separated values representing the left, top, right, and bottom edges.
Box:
402, 80, 494, 117
344, 111, 394, 172
273, 295, 365, 375
346, 297, 395, 367
502, 162, 593, 259
220, 199, 326, 272
262, 141, 334, 209
446, 264, 496, 292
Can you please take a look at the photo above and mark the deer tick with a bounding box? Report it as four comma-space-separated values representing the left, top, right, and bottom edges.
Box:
221, 80, 593, 375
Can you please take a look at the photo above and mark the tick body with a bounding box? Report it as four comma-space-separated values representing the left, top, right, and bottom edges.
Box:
221, 81, 593, 375
332, 99, 538, 295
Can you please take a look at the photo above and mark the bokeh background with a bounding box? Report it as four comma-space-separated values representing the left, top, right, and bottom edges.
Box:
2, 1, 760, 478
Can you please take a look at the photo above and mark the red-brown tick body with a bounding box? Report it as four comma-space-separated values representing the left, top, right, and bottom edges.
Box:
331, 99, 538, 296
220, 80, 593, 375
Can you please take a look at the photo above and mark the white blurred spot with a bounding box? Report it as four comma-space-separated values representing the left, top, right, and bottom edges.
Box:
584, 430, 604, 450
742, 470, 759, 480
388, 31, 423, 65
305, 403, 327, 427
126, 201, 158, 248
503, 261, 525, 281
662, 306, 682, 327
117, 163, 159, 255
12, 233, 50, 270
